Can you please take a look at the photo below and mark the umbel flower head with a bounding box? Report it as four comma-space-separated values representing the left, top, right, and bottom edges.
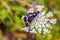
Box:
22, 5, 57, 34
30, 11, 57, 34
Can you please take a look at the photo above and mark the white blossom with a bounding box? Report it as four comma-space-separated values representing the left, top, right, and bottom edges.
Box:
50, 19, 57, 24
46, 12, 53, 17
30, 29, 36, 33
44, 18, 49, 22
35, 25, 41, 29
43, 28, 48, 34
44, 28, 48, 32
30, 26, 34, 29
23, 27, 29, 32
38, 28, 42, 33
40, 21, 44, 24
41, 11, 46, 16
46, 23, 51, 28
36, 5, 44, 11
43, 21, 47, 24
41, 24, 45, 28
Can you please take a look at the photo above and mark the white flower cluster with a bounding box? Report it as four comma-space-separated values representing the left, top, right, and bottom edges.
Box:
30, 11, 57, 34
23, 5, 57, 34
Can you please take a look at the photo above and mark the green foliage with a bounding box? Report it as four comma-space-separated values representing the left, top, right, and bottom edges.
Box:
37, 0, 44, 5
0, 0, 26, 32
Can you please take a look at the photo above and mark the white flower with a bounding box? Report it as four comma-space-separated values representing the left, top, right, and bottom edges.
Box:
41, 16, 46, 19
40, 17, 45, 22
38, 13, 42, 17
30, 29, 36, 33
43, 28, 48, 34
41, 11, 46, 16
38, 24, 42, 28
31, 22, 35, 26
41, 24, 45, 28
40, 18, 44, 22
38, 28, 42, 33
35, 25, 41, 29
44, 28, 48, 32
40, 21, 43, 24
50, 19, 57, 24
30, 26, 34, 29
46, 23, 51, 28
46, 12, 53, 17
36, 5, 44, 11
43, 21, 47, 24
44, 18, 49, 22
23, 27, 29, 32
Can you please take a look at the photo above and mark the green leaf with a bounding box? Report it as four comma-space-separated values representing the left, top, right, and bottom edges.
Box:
37, 0, 44, 5
14, 15, 25, 27
0, 9, 8, 20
